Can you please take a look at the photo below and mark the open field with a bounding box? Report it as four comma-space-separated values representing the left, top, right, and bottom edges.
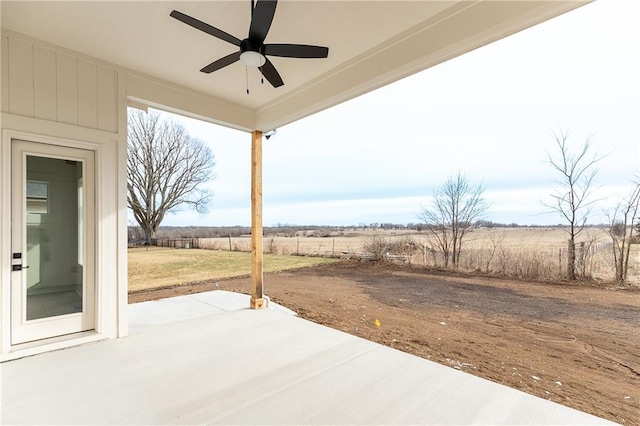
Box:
127, 247, 336, 292
196, 227, 611, 251
130, 262, 640, 424
194, 227, 639, 282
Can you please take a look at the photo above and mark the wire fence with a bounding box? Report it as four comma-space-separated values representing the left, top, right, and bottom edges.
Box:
129, 234, 640, 283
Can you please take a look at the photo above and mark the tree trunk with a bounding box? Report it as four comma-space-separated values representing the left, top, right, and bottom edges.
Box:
567, 238, 576, 280
612, 239, 622, 283
622, 238, 632, 283
454, 235, 464, 266
578, 242, 585, 278
452, 239, 458, 267
143, 226, 156, 243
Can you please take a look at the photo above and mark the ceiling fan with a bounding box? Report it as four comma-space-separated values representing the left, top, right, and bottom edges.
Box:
170, 0, 329, 89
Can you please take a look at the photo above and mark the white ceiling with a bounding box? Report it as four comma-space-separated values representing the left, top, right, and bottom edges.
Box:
1, 1, 590, 132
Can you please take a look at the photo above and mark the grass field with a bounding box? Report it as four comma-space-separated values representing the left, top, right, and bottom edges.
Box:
195, 227, 639, 282
198, 227, 613, 254
130, 227, 639, 290
128, 247, 337, 292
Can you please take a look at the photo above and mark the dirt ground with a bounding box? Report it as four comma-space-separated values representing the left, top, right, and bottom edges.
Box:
130, 262, 640, 424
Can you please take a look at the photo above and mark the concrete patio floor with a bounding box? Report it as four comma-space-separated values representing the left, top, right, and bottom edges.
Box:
1, 291, 612, 424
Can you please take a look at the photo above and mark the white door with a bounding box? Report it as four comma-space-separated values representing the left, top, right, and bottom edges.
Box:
11, 140, 96, 345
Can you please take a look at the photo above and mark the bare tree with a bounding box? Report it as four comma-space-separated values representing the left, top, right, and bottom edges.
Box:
419, 172, 488, 267
485, 231, 505, 273
127, 109, 215, 241
606, 179, 640, 283
544, 130, 602, 280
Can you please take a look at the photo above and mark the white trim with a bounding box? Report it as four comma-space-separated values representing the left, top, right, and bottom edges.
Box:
125, 76, 254, 133
0, 330, 107, 362
2, 113, 116, 145
94, 143, 104, 335
126, 99, 147, 113
116, 70, 128, 338
0, 131, 11, 354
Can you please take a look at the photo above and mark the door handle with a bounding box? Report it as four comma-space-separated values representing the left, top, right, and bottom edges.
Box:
12, 265, 29, 271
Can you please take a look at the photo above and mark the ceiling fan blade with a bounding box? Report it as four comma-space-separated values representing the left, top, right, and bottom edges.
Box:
249, 0, 277, 44
260, 58, 284, 88
264, 44, 329, 59
200, 52, 241, 73
170, 10, 241, 47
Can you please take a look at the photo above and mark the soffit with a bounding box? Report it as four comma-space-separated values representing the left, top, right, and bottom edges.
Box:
0, 1, 589, 131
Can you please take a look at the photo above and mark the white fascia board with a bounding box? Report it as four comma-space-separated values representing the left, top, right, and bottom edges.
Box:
255, 0, 591, 132
125, 74, 255, 133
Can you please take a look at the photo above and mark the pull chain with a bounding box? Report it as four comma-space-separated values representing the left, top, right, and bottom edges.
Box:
246, 66, 250, 94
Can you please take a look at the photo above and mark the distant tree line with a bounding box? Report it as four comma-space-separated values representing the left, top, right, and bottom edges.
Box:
129, 225, 360, 241
128, 221, 620, 243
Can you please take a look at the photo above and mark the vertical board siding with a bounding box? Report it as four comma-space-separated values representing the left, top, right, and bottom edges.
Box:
1, 36, 9, 112
2, 35, 118, 133
78, 61, 98, 129
33, 46, 57, 121
96, 66, 117, 133
8, 38, 34, 117
56, 53, 78, 125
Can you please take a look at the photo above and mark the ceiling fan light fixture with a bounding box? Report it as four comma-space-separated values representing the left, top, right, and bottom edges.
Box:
240, 51, 266, 67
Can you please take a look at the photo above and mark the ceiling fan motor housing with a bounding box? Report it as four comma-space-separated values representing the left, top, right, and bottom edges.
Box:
241, 39, 264, 55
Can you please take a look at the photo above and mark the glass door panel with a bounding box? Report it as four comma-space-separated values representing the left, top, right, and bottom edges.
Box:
25, 156, 84, 320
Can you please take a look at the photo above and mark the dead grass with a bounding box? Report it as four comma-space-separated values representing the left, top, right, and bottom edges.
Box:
201, 228, 612, 255
128, 247, 337, 292
141, 227, 640, 283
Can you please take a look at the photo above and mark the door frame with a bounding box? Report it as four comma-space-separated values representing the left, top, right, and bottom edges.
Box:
10, 139, 96, 344
1, 128, 112, 356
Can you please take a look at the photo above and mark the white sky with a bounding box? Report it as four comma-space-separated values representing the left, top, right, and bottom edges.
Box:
153, 0, 640, 227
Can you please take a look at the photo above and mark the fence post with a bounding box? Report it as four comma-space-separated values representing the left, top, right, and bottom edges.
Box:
228, 235, 232, 251
579, 242, 585, 277
559, 248, 562, 275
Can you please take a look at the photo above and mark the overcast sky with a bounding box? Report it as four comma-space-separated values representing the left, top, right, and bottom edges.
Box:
152, 0, 639, 228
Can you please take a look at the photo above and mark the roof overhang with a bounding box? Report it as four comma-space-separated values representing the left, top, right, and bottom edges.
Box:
1, 1, 591, 132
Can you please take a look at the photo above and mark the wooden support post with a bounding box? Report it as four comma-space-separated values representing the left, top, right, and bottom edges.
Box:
250, 130, 265, 309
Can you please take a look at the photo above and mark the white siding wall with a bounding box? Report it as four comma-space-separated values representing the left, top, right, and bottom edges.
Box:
1, 32, 127, 359
1, 35, 118, 133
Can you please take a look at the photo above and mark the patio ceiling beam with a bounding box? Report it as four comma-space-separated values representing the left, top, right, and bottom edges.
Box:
250, 130, 264, 309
